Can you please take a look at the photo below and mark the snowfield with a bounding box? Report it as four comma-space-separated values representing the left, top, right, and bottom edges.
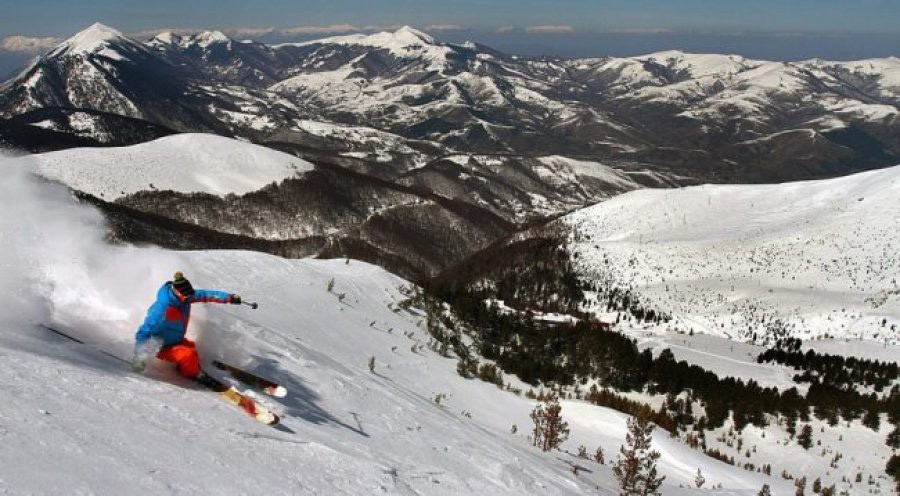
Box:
27, 133, 313, 200
0, 157, 802, 494
565, 165, 900, 349
277, 26, 452, 71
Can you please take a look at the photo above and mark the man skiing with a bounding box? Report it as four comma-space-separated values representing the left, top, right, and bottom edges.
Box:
133, 271, 241, 381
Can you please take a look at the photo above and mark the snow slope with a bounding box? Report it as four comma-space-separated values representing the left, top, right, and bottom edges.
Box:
564, 165, 900, 348
27, 133, 313, 200
0, 157, 794, 494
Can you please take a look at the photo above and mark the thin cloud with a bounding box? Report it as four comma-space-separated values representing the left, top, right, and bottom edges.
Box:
526, 25, 575, 34
363, 25, 403, 32
495, 26, 516, 34
0, 35, 61, 53
227, 27, 277, 38
598, 27, 672, 35
130, 25, 359, 42
424, 24, 463, 32
278, 24, 359, 35
130, 28, 205, 40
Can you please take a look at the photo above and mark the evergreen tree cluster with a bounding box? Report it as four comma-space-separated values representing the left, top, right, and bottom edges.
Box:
886, 454, 899, 494
583, 283, 672, 325
430, 235, 585, 315
584, 386, 678, 433
423, 229, 900, 486
758, 338, 898, 391
429, 282, 898, 434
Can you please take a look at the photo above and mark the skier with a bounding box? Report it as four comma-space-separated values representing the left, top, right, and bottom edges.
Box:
132, 271, 241, 382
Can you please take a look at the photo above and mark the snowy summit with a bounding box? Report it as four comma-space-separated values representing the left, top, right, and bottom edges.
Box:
49, 22, 127, 57
194, 30, 232, 48
279, 25, 449, 69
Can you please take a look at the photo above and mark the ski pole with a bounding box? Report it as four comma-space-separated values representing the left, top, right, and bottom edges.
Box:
242, 301, 259, 310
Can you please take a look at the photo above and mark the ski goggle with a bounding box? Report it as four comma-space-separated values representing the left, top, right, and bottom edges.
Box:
172, 286, 194, 302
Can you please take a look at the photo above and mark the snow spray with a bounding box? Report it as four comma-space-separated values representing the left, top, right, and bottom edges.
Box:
0, 153, 183, 351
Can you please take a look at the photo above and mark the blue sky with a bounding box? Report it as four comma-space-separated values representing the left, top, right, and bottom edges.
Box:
1, 0, 899, 76
3, 0, 900, 35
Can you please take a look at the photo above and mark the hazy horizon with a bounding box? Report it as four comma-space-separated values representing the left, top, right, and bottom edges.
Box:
1, 23, 898, 79
3, 0, 900, 77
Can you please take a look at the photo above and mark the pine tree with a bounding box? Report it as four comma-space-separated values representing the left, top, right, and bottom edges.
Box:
785, 414, 798, 439
797, 424, 813, 449
613, 414, 666, 495
694, 468, 705, 488
795, 476, 806, 496
812, 477, 821, 494
886, 425, 899, 449
577, 445, 589, 459
861, 410, 880, 430
757, 483, 772, 496
594, 446, 605, 465
530, 395, 570, 452
887, 454, 899, 494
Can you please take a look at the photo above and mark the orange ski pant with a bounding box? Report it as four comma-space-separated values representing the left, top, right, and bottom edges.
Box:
156, 338, 201, 378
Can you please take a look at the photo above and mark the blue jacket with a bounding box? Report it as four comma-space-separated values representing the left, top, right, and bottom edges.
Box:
135, 282, 233, 349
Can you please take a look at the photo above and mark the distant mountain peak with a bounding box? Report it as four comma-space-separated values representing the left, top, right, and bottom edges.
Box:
274, 24, 448, 69
287, 24, 440, 50
151, 31, 180, 45
150, 30, 232, 50
52, 22, 127, 56
392, 25, 435, 44
195, 30, 231, 47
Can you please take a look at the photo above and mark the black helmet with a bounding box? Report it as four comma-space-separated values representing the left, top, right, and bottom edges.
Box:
172, 271, 195, 298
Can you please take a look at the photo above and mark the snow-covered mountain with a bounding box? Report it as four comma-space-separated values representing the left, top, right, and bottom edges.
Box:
3, 21, 898, 286
0, 23, 302, 140
0, 158, 800, 495
3, 23, 899, 495
562, 165, 900, 346
266, 32, 899, 181
31, 133, 313, 200
23, 133, 653, 279
2, 23, 899, 184
1, 23, 154, 118
147, 30, 298, 88
6, 23, 895, 278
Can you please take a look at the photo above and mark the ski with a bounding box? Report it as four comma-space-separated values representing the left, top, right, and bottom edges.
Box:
39, 324, 131, 365
219, 387, 280, 426
196, 373, 280, 426
211, 360, 287, 398
41, 324, 280, 426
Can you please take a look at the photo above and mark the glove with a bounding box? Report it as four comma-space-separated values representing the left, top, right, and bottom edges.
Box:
231, 294, 242, 305
132, 337, 161, 374
132, 357, 146, 374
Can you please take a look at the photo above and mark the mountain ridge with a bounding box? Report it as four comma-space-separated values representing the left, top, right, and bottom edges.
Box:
3, 23, 897, 181
3, 22, 899, 279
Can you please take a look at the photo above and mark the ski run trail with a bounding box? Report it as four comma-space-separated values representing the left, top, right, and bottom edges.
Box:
0, 149, 894, 494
